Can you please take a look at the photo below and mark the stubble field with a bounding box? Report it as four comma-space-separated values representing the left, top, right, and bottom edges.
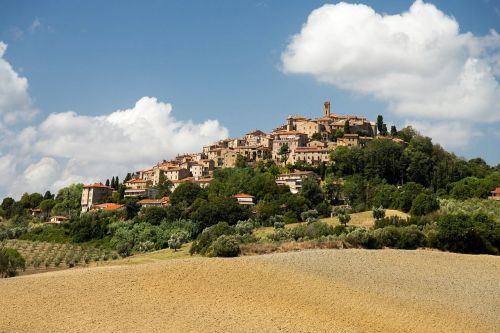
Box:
1, 248, 499, 333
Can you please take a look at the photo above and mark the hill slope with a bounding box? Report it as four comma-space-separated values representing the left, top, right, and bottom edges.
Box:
1, 249, 499, 332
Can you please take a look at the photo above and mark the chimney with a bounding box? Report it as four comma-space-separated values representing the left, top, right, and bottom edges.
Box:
323, 101, 331, 117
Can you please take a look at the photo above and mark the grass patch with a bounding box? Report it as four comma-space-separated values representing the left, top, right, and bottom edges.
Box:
254, 210, 408, 239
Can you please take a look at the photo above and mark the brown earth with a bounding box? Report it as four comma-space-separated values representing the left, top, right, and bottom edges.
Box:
1, 249, 499, 333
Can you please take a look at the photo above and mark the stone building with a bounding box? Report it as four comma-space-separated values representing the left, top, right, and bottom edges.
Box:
81, 183, 114, 213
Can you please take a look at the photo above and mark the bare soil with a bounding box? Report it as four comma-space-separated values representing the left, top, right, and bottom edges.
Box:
1, 249, 498, 333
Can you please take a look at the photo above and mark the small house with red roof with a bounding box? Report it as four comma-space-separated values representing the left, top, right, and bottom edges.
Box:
489, 187, 500, 200
47, 216, 68, 224
92, 203, 125, 212
232, 193, 255, 206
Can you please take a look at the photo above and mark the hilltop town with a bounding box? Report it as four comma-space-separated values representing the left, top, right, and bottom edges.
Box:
81, 101, 409, 213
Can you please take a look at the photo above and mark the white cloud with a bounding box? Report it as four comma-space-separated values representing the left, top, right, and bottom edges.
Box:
0, 42, 37, 124
409, 120, 481, 149
282, 0, 500, 147
0, 96, 229, 198
0, 41, 229, 198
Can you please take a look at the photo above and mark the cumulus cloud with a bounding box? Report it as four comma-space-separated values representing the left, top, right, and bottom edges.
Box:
282, 0, 500, 148
0, 42, 38, 124
0, 41, 228, 198
0, 96, 229, 198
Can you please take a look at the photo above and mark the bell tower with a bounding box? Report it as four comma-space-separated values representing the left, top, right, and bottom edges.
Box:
323, 101, 331, 117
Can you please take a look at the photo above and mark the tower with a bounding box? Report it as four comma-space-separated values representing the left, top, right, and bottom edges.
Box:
323, 101, 331, 117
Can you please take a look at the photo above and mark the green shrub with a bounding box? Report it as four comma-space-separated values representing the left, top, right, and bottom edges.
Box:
137, 241, 155, 252
274, 221, 285, 229
374, 216, 410, 229
304, 221, 335, 239
410, 193, 440, 216
235, 220, 254, 235
212, 235, 240, 257
372, 206, 386, 220
345, 228, 377, 249
435, 213, 499, 254
190, 222, 235, 255
301, 210, 319, 223
0, 248, 26, 277
373, 225, 426, 249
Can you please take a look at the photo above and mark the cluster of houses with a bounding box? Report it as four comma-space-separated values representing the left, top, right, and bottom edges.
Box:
75, 101, 406, 216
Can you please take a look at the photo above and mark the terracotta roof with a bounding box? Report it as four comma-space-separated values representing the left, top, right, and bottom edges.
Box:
246, 129, 266, 136
126, 178, 148, 183
295, 147, 330, 152
50, 215, 68, 219
93, 203, 124, 211
84, 183, 113, 190
138, 197, 170, 205
278, 171, 316, 177
491, 187, 500, 193
233, 193, 255, 198
272, 131, 307, 136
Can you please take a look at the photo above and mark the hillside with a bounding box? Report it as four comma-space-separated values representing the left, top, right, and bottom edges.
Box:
1, 249, 499, 333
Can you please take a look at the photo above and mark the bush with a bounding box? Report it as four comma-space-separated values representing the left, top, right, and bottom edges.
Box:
190, 222, 235, 255
301, 210, 319, 223
338, 213, 351, 226
235, 220, 254, 235
0, 248, 26, 277
434, 213, 499, 254
304, 221, 335, 239
168, 232, 187, 251
372, 206, 386, 220
212, 235, 241, 257
345, 228, 377, 249
373, 225, 425, 249
274, 221, 285, 229
410, 193, 440, 216
374, 216, 410, 229
137, 240, 155, 252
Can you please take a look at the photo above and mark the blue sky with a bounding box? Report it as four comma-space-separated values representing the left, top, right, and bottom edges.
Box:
0, 0, 499, 197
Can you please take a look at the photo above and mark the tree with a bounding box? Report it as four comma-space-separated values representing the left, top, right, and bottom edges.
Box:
278, 143, 290, 164
39, 199, 56, 218
344, 120, 351, 134
300, 176, 324, 206
235, 154, 247, 168
124, 173, 132, 183
396, 182, 424, 213
156, 173, 173, 198
390, 125, 398, 136
170, 182, 206, 207
322, 176, 342, 205
105, 179, 110, 187
397, 126, 418, 142
111, 176, 115, 189
330, 146, 364, 177
372, 206, 386, 220
376, 115, 384, 133
381, 124, 388, 136
410, 193, 439, 216
0, 248, 26, 278
43, 191, 54, 200
311, 132, 322, 141
168, 232, 186, 252
364, 139, 404, 184
338, 213, 351, 227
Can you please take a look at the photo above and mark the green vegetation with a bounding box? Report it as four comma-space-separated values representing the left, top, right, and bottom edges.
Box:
0, 128, 499, 262
0, 247, 26, 277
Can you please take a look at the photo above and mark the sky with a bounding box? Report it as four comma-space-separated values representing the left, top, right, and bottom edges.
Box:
0, 0, 499, 198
